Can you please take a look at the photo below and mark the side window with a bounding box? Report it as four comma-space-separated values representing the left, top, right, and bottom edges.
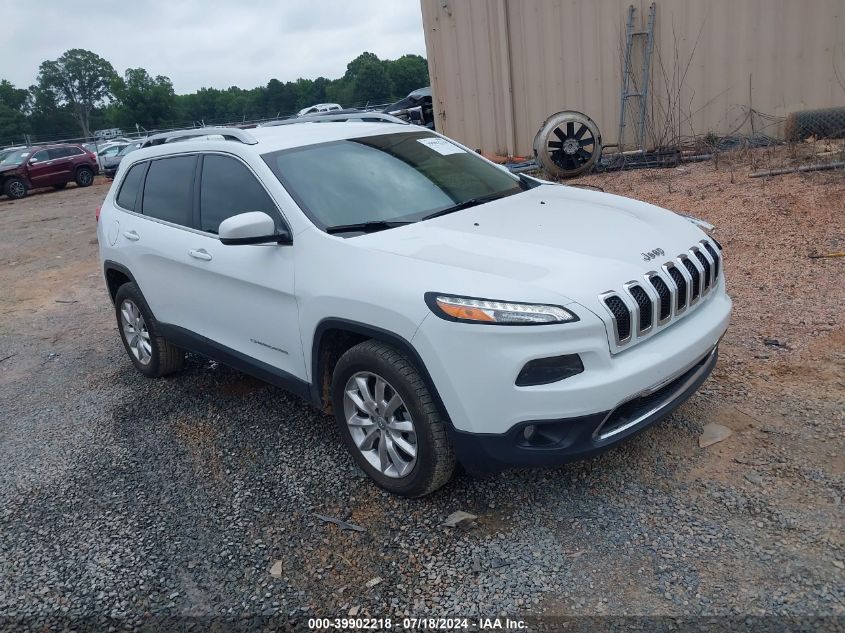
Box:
116, 162, 147, 211
199, 155, 279, 234
141, 155, 196, 226
30, 150, 49, 163
66, 147, 84, 156
48, 147, 70, 160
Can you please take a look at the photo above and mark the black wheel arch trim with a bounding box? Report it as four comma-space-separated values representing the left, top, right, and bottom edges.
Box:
103, 260, 139, 303
310, 318, 455, 428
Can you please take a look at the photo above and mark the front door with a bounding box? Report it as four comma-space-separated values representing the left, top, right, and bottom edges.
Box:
180, 152, 304, 380
26, 150, 53, 187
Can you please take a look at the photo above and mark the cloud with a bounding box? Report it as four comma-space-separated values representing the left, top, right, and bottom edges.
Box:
1, 0, 426, 93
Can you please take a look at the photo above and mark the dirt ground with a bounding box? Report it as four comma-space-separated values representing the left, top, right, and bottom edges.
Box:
0, 156, 843, 630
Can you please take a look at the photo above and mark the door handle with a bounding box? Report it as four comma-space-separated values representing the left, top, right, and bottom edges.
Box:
123, 230, 140, 241
188, 248, 212, 261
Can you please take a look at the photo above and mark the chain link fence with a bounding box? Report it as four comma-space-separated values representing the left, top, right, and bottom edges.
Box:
0, 98, 397, 150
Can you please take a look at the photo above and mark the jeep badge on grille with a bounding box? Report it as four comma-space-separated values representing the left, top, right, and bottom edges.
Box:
641, 248, 665, 262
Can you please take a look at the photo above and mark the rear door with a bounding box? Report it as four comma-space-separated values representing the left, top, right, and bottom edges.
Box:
115, 154, 207, 335
181, 152, 304, 377
47, 147, 74, 184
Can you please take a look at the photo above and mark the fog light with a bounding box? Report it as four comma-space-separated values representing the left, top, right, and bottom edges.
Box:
523, 424, 537, 441
516, 354, 584, 386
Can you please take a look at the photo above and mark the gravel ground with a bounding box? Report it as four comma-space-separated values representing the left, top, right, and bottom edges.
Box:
0, 159, 843, 632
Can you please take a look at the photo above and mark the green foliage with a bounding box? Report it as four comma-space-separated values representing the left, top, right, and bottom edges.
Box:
0, 103, 28, 141
350, 56, 392, 106
36, 49, 118, 137
385, 55, 430, 98
111, 68, 176, 129
0, 80, 29, 112
2, 50, 430, 144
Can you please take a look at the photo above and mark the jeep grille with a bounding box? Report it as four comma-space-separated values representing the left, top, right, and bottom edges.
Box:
599, 240, 722, 350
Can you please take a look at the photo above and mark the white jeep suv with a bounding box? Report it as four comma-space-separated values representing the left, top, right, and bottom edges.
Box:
97, 114, 731, 497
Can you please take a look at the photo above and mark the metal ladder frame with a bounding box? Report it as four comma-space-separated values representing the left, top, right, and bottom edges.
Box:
617, 2, 656, 151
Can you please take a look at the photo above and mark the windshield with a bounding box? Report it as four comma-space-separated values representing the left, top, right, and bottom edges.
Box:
0, 150, 29, 166
262, 132, 523, 231
118, 142, 141, 156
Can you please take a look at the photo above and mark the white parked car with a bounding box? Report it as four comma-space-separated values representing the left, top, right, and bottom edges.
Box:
92, 141, 129, 171
296, 103, 343, 116
97, 116, 731, 497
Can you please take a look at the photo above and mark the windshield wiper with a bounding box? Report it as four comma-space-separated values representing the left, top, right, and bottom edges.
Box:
421, 189, 518, 221
325, 220, 413, 234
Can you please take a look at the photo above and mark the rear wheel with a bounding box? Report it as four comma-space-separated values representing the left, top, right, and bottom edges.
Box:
3, 177, 27, 199
75, 166, 94, 187
331, 340, 456, 497
114, 282, 184, 377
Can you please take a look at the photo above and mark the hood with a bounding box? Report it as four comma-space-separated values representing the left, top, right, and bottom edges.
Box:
0, 163, 22, 175
355, 184, 709, 308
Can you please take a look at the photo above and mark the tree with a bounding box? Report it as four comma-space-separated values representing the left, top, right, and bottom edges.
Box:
111, 68, 176, 129
26, 84, 77, 137
385, 55, 430, 97
345, 53, 392, 106
36, 49, 117, 138
0, 104, 28, 141
0, 80, 29, 112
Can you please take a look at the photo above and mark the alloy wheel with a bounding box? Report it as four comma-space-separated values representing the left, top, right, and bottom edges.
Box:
343, 371, 417, 478
8, 181, 25, 198
120, 299, 152, 365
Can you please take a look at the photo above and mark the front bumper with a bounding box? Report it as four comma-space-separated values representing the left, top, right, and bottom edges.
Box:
451, 345, 718, 473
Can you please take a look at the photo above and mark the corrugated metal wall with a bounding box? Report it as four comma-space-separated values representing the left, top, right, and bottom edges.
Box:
420, 0, 845, 157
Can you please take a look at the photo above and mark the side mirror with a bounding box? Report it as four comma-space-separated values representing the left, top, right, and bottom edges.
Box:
219, 212, 292, 246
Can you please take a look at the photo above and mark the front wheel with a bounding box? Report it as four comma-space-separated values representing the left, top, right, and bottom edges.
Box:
3, 177, 27, 199
75, 167, 94, 187
331, 340, 456, 497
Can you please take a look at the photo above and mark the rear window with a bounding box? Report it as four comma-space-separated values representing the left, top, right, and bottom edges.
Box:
141, 156, 196, 226
116, 162, 147, 211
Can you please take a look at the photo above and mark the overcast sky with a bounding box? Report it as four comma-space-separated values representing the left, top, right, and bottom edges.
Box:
2, 0, 427, 93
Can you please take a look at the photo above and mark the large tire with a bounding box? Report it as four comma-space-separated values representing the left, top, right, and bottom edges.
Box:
331, 340, 456, 497
3, 177, 27, 199
114, 282, 184, 378
75, 166, 94, 187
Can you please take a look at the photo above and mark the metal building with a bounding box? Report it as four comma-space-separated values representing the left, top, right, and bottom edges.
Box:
420, 0, 845, 158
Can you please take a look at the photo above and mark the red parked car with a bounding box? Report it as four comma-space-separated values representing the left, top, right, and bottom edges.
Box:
0, 144, 99, 199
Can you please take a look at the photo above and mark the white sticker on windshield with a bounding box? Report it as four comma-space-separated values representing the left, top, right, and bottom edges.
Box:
417, 137, 466, 156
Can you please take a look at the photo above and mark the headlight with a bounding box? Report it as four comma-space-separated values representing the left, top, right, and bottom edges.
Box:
426, 294, 578, 325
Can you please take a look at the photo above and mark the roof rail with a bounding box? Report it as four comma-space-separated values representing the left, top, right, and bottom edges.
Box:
140, 127, 258, 148
260, 112, 409, 127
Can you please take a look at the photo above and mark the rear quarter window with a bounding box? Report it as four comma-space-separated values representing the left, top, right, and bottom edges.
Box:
116, 162, 147, 211
141, 156, 196, 226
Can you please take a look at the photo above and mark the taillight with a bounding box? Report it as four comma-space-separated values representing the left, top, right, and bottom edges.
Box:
96, 205, 101, 222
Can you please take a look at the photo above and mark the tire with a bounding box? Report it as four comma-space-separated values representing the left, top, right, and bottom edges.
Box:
75, 166, 94, 187
53, 183, 67, 190
3, 177, 27, 200
114, 282, 184, 378
331, 340, 456, 497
